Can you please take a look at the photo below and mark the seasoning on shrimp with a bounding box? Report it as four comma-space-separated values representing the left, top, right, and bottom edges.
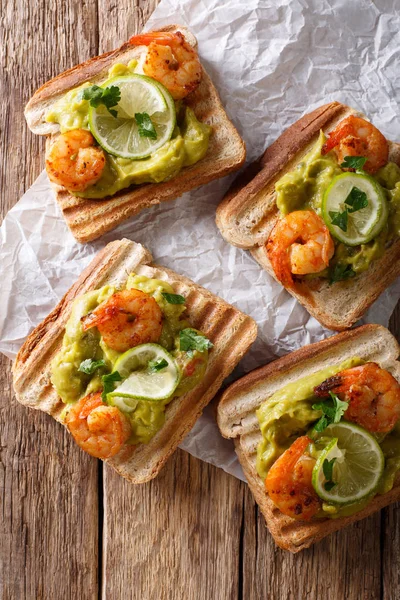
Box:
265, 436, 321, 521
322, 115, 388, 175
65, 392, 132, 459
81, 289, 163, 353
46, 129, 106, 192
314, 362, 400, 433
267, 210, 335, 287
129, 31, 202, 100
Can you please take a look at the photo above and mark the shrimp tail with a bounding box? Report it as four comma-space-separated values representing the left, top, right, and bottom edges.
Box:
129, 31, 184, 47
314, 375, 343, 397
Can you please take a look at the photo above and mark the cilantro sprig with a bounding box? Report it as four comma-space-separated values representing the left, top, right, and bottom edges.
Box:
148, 358, 168, 373
329, 209, 348, 232
179, 328, 213, 353
101, 371, 122, 402
340, 156, 367, 171
82, 85, 121, 118
312, 392, 349, 433
162, 292, 185, 305
329, 186, 368, 233
78, 358, 107, 375
329, 263, 356, 285
323, 457, 337, 491
135, 112, 157, 139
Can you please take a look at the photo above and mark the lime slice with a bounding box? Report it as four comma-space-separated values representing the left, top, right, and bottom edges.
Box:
88, 75, 176, 159
108, 343, 180, 402
312, 422, 384, 504
322, 172, 388, 245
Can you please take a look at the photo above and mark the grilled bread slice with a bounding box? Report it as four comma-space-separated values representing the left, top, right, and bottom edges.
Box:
12, 239, 257, 483
217, 324, 400, 552
216, 102, 400, 330
25, 25, 245, 243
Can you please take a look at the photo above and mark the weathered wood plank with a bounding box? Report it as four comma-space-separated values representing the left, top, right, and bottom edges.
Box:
102, 449, 244, 600
0, 0, 100, 598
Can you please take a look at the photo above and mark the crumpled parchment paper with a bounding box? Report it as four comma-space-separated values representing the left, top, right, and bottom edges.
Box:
1, 0, 399, 482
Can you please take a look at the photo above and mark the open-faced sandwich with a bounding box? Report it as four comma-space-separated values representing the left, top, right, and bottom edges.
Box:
12, 239, 257, 483
25, 25, 245, 243
216, 102, 400, 330
217, 324, 400, 552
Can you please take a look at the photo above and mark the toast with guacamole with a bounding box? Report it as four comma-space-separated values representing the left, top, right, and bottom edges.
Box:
12, 239, 256, 483
217, 324, 400, 552
216, 102, 400, 330
25, 25, 245, 243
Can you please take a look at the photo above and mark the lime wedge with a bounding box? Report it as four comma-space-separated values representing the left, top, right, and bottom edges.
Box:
312, 422, 384, 504
108, 343, 180, 402
322, 172, 388, 246
88, 75, 176, 159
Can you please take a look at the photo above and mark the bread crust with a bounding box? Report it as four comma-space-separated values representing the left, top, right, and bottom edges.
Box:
25, 25, 246, 243
216, 102, 400, 330
217, 324, 400, 552
12, 239, 257, 484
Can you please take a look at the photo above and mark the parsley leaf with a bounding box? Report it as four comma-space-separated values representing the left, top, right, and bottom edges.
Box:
179, 328, 213, 353
345, 186, 368, 213
101, 371, 122, 402
340, 156, 367, 171
78, 358, 106, 375
161, 292, 185, 305
329, 209, 348, 232
312, 392, 349, 433
135, 112, 157, 139
323, 457, 337, 491
148, 358, 168, 372
329, 263, 356, 285
82, 85, 121, 118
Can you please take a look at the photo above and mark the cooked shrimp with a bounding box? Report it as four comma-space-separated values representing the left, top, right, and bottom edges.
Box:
265, 436, 321, 521
81, 289, 163, 353
129, 31, 202, 100
314, 362, 400, 433
65, 392, 131, 459
46, 129, 106, 192
322, 115, 388, 175
267, 210, 335, 287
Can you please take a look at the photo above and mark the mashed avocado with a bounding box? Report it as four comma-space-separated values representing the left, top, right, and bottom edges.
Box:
274, 132, 400, 278
45, 60, 211, 199
276, 131, 342, 215
51, 274, 209, 445
256, 358, 400, 518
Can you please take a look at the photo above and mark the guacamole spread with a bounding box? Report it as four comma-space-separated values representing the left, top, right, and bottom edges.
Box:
274, 131, 400, 279
51, 274, 209, 445
256, 358, 400, 518
45, 60, 211, 199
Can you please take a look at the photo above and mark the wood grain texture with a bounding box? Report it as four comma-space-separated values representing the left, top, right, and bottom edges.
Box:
1, 0, 400, 599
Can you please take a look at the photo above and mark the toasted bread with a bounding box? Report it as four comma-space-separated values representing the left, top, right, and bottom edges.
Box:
217, 324, 400, 552
216, 102, 400, 330
12, 239, 257, 483
25, 25, 246, 243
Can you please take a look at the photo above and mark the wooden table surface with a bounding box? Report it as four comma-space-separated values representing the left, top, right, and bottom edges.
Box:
1, 1, 400, 598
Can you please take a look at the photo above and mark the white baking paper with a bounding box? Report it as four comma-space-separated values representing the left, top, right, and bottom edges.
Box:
1, 0, 400, 482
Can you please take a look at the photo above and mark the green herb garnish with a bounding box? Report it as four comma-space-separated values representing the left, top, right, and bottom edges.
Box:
329, 209, 348, 232
78, 358, 107, 375
344, 186, 368, 213
148, 358, 168, 372
161, 292, 185, 305
101, 371, 122, 402
82, 85, 121, 118
329, 263, 356, 285
312, 392, 349, 433
135, 112, 157, 139
323, 457, 337, 491
179, 328, 213, 353
340, 156, 367, 171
